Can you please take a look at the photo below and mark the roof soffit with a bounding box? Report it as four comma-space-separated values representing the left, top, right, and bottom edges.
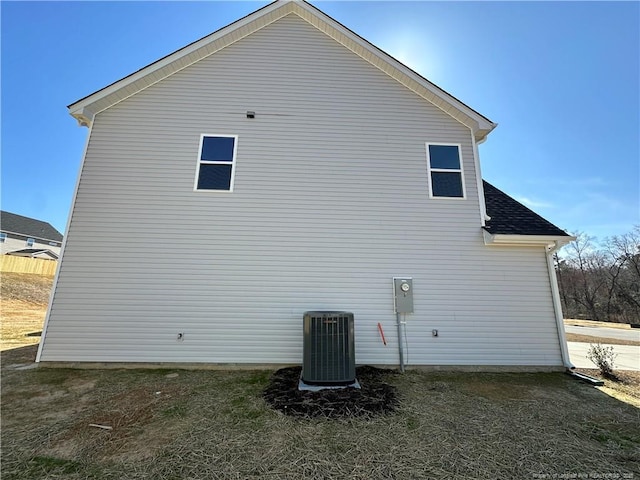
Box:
482, 230, 576, 248
69, 0, 496, 139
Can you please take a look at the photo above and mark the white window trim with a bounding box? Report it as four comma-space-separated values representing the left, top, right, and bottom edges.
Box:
425, 142, 466, 199
0, 233, 6, 242
26, 237, 35, 247
193, 134, 238, 192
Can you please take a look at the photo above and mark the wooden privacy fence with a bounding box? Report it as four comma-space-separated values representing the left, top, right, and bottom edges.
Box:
0, 256, 58, 276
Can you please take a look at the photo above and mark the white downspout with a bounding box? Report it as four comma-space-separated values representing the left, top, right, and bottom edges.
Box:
546, 241, 574, 369
471, 133, 490, 226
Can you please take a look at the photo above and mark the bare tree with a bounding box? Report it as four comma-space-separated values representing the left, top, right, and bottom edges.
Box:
561, 233, 609, 320
557, 226, 640, 323
604, 226, 640, 322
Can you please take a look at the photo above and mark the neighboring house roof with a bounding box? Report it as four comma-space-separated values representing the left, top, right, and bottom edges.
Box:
0, 211, 63, 242
482, 181, 570, 237
68, 0, 496, 141
6, 249, 59, 260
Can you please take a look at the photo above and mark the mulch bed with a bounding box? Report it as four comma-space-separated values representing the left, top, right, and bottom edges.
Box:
263, 366, 399, 418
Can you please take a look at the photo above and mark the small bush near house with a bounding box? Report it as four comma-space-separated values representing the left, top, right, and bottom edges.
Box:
587, 343, 618, 379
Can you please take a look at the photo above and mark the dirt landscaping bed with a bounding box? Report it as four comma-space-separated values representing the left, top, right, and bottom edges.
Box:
575, 368, 640, 407
2, 346, 639, 480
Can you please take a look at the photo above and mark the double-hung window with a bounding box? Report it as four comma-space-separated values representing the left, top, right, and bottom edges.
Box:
0, 233, 6, 243
194, 135, 238, 191
426, 143, 465, 198
26, 238, 35, 247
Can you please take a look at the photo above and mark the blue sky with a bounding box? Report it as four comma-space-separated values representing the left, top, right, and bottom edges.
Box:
2, 1, 638, 240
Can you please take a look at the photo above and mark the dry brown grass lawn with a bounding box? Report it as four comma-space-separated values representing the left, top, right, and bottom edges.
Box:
576, 368, 640, 407
1, 299, 47, 350
565, 319, 633, 330
2, 346, 639, 480
1, 272, 54, 304
1, 273, 52, 351
565, 332, 640, 346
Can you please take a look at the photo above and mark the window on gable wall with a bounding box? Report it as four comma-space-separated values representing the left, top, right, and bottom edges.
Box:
194, 135, 238, 191
426, 144, 465, 198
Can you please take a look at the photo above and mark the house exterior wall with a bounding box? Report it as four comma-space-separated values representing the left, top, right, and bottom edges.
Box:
1, 233, 61, 256
39, 14, 562, 366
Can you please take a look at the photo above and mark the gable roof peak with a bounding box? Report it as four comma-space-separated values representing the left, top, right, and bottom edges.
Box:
68, 0, 496, 141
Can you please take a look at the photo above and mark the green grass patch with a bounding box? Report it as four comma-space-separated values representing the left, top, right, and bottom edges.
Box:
160, 403, 188, 418
27, 456, 82, 474
241, 370, 271, 385
585, 422, 640, 449
30, 368, 75, 385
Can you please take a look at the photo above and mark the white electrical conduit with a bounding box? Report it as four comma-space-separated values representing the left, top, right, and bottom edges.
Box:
396, 313, 405, 372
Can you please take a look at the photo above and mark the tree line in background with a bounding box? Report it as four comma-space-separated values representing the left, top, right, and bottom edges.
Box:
556, 226, 640, 324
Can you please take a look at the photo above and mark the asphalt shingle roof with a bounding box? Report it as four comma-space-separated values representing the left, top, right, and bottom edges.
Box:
483, 181, 570, 237
6, 248, 59, 259
10, 248, 52, 254
0, 211, 63, 242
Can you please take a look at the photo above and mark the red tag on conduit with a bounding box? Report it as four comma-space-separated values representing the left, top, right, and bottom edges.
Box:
377, 322, 387, 346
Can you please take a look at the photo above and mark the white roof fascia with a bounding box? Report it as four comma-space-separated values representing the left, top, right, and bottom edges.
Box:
0, 229, 62, 244
68, 0, 497, 140
483, 230, 576, 247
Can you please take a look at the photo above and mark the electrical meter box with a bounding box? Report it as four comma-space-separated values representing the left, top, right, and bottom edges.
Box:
393, 278, 414, 314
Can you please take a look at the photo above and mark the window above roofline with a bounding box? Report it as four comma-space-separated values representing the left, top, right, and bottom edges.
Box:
425, 142, 466, 200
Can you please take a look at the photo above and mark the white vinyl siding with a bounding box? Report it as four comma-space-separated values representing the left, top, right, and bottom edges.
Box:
40, 14, 562, 367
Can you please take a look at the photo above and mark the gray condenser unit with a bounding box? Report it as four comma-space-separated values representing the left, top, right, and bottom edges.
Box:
302, 311, 355, 385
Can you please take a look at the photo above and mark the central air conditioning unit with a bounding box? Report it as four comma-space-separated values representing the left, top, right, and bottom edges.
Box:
302, 311, 355, 385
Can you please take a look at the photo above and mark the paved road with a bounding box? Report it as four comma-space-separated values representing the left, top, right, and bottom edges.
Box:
567, 342, 640, 371
565, 325, 640, 342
